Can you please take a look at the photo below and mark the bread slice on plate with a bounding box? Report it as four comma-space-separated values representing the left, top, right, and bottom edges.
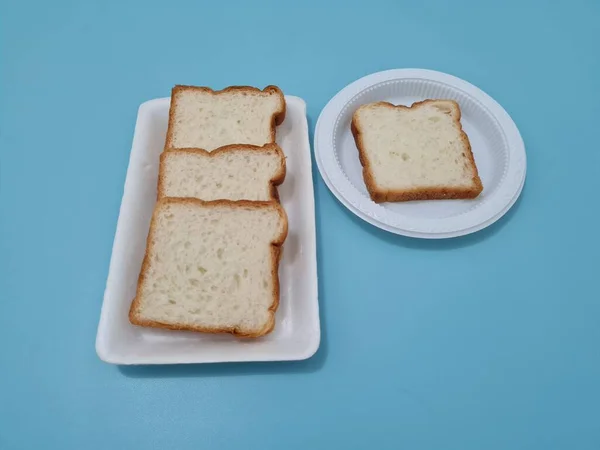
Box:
165, 85, 286, 152
351, 99, 483, 203
129, 198, 288, 338
157, 143, 286, 202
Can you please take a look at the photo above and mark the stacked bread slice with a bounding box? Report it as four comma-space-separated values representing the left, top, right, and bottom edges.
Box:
129, 85, 288, 338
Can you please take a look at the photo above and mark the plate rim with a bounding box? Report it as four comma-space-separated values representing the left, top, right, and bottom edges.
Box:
95, 95, 321, 365
314, 68, 527, 238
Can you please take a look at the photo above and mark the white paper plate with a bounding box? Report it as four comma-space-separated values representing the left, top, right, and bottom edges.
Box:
96, 95, 320, 364
315, 69, 526, 239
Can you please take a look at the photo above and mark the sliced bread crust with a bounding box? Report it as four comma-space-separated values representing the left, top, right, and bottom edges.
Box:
351, 99, 483, 203
165, 85, 286, 152
157, 143, 286, 202
128, 198, 288, 338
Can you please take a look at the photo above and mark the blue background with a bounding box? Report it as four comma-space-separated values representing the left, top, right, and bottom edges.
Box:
1, 0, 599, 448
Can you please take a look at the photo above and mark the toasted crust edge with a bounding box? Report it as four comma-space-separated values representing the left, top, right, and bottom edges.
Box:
128, 198, 288, 338
157, 143, 286, 202
164, 85, 286, 152
350, 99, 484, 203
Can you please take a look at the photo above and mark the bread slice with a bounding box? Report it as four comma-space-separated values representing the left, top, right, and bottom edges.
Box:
157, 144, 286, 202
129, 198, 288, 338
165, 85, 286, 152
351, 99, 483, 203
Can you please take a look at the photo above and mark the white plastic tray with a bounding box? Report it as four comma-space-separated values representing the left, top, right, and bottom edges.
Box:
315, 69, 527, 239
96, 95, 320, 364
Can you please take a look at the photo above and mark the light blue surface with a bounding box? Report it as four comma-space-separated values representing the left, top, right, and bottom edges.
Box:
1, 0, 599, 448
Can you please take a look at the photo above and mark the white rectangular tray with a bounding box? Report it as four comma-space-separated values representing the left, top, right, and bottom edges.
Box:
96, 95, 320, 364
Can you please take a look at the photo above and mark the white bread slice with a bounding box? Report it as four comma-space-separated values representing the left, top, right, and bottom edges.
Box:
129, 198, 288, 338
351, 99, 483, 203
157, 144, 286, 202
165, 85, 286, 152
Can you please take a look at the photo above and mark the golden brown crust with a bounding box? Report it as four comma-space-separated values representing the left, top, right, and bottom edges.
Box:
128, 198, 288, 338
156, 143, 286, 202
164, 84, 286, 152
351, 99, 483, 203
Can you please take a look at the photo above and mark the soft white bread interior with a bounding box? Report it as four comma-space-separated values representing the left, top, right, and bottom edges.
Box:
351, 99, 483, 203
165, 85, 286, 152
129, 198, 288, 338
158, 144, 286, 202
